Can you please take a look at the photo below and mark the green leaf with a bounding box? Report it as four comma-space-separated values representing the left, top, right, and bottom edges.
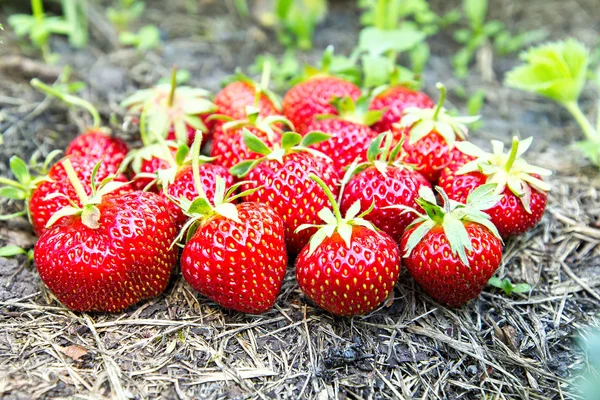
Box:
229, 160, 256, 177
443, 215, 472, 267
362, 54, 394, 88
0, 245, 27, 257
281, 132, 302, 149
504, 39, 589, 104
136, 25, 161, 50
464, 0, 487, 29
367, 133, 385, 162
175, 144, 190, 165
358, 26, 426, 56
188, 198, 212, 215
0, 187, 26, 200
9, 157, 29, 183
300, 131, 330, 147
242, 129, 272, 156
403, 220, 435, 258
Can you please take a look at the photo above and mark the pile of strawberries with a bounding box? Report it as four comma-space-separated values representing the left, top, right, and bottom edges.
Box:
1, 57, 551, 316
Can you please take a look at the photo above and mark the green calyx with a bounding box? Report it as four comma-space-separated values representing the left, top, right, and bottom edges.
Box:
220, 105, 294, 143
45, 158, 131, 229
340, 131, 410, 187
120, 67, 216, 144
167, 135, 258, 246
0, 151, 62, 221
228, 62, 283, 112
31, 78, 102, 129
229, 129, 331, 177
295, 174, 377, 256
454, 136, 552, 213
319, 95, 383, 127
394, 184, 503, 267
397, 82, 479, 147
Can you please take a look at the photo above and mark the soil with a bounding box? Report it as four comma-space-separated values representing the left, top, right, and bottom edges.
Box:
1, 0, 599, 399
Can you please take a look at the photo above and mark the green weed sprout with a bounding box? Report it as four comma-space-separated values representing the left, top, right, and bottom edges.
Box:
107, 0, 146, 32
8, 0, 88, 63
505, 39, 600, 167
119, 25, 160, 51
488, 277, 531, 296
274, 0, 327, 50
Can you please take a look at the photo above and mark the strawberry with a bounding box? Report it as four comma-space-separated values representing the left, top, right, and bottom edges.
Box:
161, 136, 235, 228
340, 132, 431, 244
302, 96, 382, 176
392, 83, 479, 184
295, 174, 401, 316
66, 130, 128, 173
438, 136, 551, 238
212, 70, 282, 139
398, 185, 504, 307
369, 85, 434, 133
30, 79, 129, 173
33, 159, 177, 312
121, 67, 216, 145
29, 156, 132, 236
231, 130, 339, 256
210, 106, 288, 170
127, 142, 178, 192
174, 177, 287, 314
283, 49, 361, 133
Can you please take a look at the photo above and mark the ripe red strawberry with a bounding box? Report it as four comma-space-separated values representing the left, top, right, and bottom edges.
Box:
30, 79, 129, 172
34, 159, 178, 312
176, 179, 287, 314
126, 142, 178, 192
29, 156, 132, 236
66, 130, 129, 173
212, 73, 281, 139
398, 185, 503, 307
283, 75, 361, 134
231, 131, 339, 255
438, 136, 551, 238
392, 83, 479, 184
302, 96, 382, 176
369, 85, 434, 133
340, 132, 431, 244
211, 107, 287, 170
295, 175, 401, 316
161, 138, 235, 228
121, 68, 216, 145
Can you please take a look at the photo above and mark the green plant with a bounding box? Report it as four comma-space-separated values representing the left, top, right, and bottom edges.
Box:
107, 0, 146, 32
488, 277, 531, 295
466, 89, 485, 130
232, 0, 250, 19
505, 39, 600, 167
453, 0, 546, 78
358, 0, 460, 87
262, 0, 327, 50
0, 245, 34, 263
119, 25, 160, 51
61, 0, 88, 48
249, 51, 301, 91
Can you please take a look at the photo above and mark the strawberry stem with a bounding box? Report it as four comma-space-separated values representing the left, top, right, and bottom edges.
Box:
62, 158, 89, 204
190, 132, 207, 200
432, 82, 447, 121
167, 66, 178, 108
30, 79, 101, 129
504, 136, 520, 172
310, 174, 341, 224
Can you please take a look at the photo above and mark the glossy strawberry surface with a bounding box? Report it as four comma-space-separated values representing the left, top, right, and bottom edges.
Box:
212, 81, 280, 137
29, 156, 132, 236
162, 164, 235, 228
369, 85, 434, 133
296, 226, 400, 316
340, 166, 431, 244
401, 222, 502, 307
283, 76, 361, 134
66, 130, 129, 173
242, 152, 339, 256
438, 152, 548, 238
34, 191, 178, 312
303, 118, 379, 176
392, 126, 456, 184
180, 202, 287, 314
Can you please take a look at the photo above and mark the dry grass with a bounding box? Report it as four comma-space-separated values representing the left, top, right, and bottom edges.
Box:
0, 164, 599, 399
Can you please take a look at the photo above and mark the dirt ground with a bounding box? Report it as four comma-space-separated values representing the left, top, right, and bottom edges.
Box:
0, 0, 599, 399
